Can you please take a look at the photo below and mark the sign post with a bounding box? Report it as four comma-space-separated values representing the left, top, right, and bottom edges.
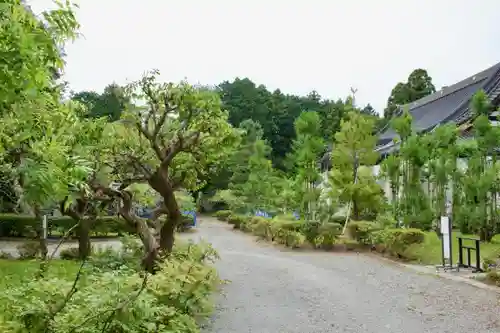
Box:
437, 215, 457, 272
42, 215, 48, 240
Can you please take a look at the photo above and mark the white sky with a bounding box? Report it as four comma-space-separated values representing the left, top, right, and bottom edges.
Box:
29, 0, 500, 114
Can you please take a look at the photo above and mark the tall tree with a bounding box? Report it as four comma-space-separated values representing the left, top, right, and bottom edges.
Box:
71, 83, 130, 121
384, 69, 436, 120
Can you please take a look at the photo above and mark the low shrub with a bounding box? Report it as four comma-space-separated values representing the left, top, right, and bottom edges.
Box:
347, 221, 381, 245
213, 210, 232, 221
486, 271, 500, 285
379, 228, 426, 259
0, 251, 13, 259
283, 231, 306, 248
177, 214, 195, 232
16, 241, 41, 259
336, 238, 360, 251
250, 217, 273, 240
300, 220, 322, 244
59, 247, 80, 260
227, 214, 248, 229
0, 238, 221, 332
329, 215, 348, 224
313, 222, 342, 250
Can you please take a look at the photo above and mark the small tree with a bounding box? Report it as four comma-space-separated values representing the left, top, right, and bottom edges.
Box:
329, 110, 380, 221
288, 111, 324, 220
107, 72, 238, 255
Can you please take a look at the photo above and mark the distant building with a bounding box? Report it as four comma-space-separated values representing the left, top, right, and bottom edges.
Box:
320, 61, 500, 203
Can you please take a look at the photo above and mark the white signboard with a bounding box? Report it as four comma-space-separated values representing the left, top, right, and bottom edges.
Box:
42, 215, 47, 239
440, 216, 450, 235
440, 216, 451, 259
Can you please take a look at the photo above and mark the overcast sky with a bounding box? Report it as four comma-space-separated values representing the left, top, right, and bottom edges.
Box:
30, 0, 500, 114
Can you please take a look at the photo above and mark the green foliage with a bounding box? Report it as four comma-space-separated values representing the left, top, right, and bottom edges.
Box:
287, 111, 324, 220
71, 84, 130, 121
347, 221, 381, 245
329, 111, 383, 220
373, 228, 426, 259
59, 247, 80, 260
384, 69, 436, 120
218, 80, 372, 170
213, 210, 232, 221
227, 214, 248, 229
0, 240, 220, 332
16, 241, 41, 259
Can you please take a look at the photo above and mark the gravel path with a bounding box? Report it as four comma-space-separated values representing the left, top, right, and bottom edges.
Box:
195, 218, 500, 333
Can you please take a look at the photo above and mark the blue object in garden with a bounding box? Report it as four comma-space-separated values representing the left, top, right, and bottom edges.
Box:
181, 210, 197, 226
255, 210, 270, 218
292, 211, 300, 220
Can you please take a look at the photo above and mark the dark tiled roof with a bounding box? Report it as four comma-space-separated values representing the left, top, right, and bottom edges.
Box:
376, 61, 500, 154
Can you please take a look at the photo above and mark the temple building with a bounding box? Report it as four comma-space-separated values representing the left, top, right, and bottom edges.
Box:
320, 61, 500, 201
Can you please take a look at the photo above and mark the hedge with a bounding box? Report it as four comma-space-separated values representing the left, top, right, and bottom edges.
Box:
0, 214, 130, 238
216, 210, 428, 258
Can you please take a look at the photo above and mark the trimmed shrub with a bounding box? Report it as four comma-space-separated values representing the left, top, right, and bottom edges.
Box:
379, 228, 426, 259
16, 241, 41, 259
300, 220, 322, 244
313, 222, 342, 250
213, 210, 232, 221
177, 214, 195, 232
486, 271, 500, 285
59, 247, 80, 260
329, 216, 348, 224
227, 214, 248, 229
283, 231, 306, 248
250, 217, 273, 240
336, 238, 360, 251
347, 221, 381, 245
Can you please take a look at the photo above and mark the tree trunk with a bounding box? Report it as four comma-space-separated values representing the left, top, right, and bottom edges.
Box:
34, 206, 48, 260
148, 169, 181, 254
118, 191, 159, 272
77, 218, 91, 260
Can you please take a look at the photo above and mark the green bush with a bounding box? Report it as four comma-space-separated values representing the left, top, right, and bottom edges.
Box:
378, 228, 426, 259
329, 216, 348, 224
347, 221, 381, 245
0, 238, 221, 332
59, 247, 80, 260
313, 222, 342, 250
336, 238, 360, 251
300, 220, 322, 244
486, 271, 500, 285
213, 210, 232, 221
16, 242, 41, 259
249, 216, 273, 239
177, 214, 195, 232
227, 214, 248, 229
0, 214, 129, 238
283, 231, 306, 248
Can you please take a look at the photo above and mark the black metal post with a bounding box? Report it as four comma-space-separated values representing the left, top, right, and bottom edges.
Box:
458, 237, 463, 266
474, 239, 481, 272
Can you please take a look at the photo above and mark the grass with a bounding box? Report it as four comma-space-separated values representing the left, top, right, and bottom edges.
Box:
407, 231, 500, 265
0, 259, 81, 291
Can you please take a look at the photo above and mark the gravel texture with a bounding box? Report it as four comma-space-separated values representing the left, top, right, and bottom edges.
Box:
196, 218, 500, 333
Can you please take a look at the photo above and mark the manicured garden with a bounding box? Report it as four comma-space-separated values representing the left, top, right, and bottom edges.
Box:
214, 210, 500, 273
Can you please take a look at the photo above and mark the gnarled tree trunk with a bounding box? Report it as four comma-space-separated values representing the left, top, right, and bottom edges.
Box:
148, 169, 181, 254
